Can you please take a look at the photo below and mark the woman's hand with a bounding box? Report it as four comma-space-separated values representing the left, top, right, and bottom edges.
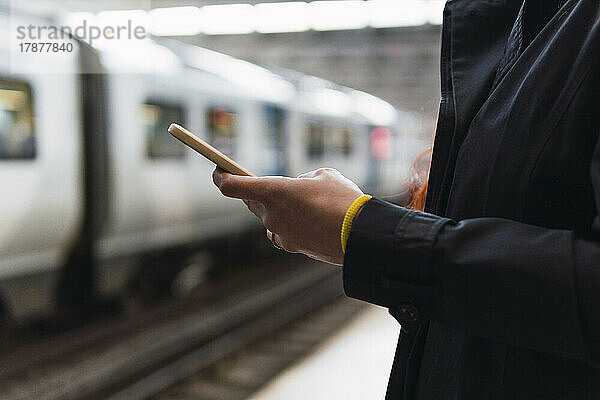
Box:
212, 167, 364, 265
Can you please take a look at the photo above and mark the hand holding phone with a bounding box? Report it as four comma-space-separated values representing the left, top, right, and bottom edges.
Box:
168, 123, 254, 176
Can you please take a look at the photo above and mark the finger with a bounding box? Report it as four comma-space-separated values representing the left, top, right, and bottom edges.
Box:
266, 229, 276, 246
297, 168, 339, 179
272, 232, 283, 250
274, 235, 300, 254
266, 229, 284, 251
213, 167, 284, 201
246, 200, 266, 219
297, 169, 319, 179
212, 166, 226, 187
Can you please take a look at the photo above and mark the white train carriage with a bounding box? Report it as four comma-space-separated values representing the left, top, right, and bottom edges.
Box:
97, 42, 281, 256
0, 10, 412, 321
93, 39, 299, 297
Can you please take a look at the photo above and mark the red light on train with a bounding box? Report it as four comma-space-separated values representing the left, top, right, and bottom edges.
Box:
370, 127, 392, 160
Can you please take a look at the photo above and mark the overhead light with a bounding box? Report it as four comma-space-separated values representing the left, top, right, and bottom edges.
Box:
255, 2, 310, 34
88, 0, 442, 39
97, 9, 149, 30
309, 1, 368, 31
367, 0, 428, 28
149, 7, 202, 36
201, 4, 254, 35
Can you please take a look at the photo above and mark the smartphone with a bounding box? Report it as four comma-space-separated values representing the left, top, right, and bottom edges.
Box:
168, 123, 254, 176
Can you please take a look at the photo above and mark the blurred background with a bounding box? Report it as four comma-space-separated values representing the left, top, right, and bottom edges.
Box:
0, 1, 441, 399
12, 0, 442, 133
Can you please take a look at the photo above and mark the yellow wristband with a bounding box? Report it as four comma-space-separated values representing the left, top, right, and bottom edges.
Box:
341, 194, 372, 254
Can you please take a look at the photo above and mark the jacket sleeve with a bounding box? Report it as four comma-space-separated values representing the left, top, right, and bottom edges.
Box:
343, 139, 600, 364
344, 200, 600, 364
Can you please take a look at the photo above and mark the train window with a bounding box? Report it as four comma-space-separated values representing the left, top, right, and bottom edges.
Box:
143, 102, 186, 159
329, 127, 354, 157
263, 105, 286, 175
207, 107, 237, 158
0, 79, 35, 160
306, 122, 325, 159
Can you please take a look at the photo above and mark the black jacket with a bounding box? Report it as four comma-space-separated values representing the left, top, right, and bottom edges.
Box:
343, 0, 600, 398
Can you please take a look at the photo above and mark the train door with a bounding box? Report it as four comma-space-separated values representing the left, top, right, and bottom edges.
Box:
259, 104, 287, 176
0, 34, 82, 317
303, 118, 326, 172
180, 99, 258, 240
139, 98, 196, 243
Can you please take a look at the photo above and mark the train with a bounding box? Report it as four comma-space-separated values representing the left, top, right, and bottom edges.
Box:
0, 9, 424, 321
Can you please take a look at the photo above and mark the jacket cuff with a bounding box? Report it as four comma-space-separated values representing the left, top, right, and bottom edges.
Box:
342, 198, 451, 320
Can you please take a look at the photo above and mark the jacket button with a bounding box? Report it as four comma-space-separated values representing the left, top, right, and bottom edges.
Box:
397, 304, 419, 322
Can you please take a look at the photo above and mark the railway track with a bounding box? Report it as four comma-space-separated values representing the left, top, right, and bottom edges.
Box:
151, 296, 365, 400
0, 257, 359, 400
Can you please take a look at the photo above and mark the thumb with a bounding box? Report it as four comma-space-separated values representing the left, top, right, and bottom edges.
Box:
213, 167, 282, 201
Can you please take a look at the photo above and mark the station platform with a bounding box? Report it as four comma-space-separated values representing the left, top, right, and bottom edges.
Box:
249, 304, 400, 400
